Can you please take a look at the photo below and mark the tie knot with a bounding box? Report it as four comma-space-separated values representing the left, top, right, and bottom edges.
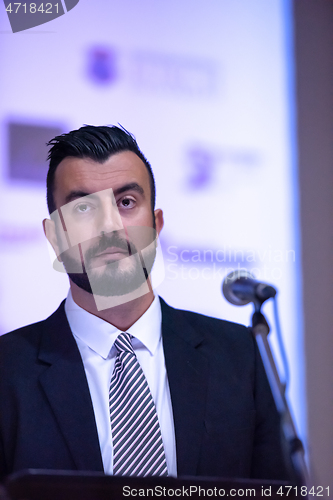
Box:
114, 332, 134, 355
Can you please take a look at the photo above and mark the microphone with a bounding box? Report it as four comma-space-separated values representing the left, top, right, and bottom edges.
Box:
222, 270, 276, 306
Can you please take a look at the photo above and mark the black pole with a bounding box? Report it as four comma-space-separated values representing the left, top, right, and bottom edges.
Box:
251, 307, 308, 489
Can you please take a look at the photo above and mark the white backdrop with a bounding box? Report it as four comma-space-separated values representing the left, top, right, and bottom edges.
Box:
0, 0, 306, 451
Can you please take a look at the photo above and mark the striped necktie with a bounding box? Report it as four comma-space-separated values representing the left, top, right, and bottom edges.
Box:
109, 332, 168, 476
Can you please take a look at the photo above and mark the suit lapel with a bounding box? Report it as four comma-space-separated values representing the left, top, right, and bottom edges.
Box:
160, 298, 209, 476
38, 302, 104, 472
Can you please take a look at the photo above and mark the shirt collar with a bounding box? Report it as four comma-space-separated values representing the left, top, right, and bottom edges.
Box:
65, 290, 162, 359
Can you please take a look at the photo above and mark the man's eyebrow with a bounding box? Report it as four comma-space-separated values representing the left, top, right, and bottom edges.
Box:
64, 191, 94, 204
63, 183, 145, 205
113, 182, 145, 198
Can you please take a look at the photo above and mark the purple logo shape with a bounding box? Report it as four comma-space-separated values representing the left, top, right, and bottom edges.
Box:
87, 47, 118, 85
187, 147, 215, 189
3, 0, 80, 33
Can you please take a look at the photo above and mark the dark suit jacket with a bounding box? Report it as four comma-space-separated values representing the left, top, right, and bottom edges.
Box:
0, 298, 289, 481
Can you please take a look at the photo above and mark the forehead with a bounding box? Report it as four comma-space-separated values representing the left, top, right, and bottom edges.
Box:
53, 151, 150, 207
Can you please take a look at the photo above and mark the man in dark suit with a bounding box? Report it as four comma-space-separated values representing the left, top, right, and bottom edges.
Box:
0, 125, 289, 482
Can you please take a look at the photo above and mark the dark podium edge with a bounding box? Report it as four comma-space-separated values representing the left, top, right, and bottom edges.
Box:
5, 469, 294, 500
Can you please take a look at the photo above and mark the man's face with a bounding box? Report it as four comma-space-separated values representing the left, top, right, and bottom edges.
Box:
45, 151, 163, 301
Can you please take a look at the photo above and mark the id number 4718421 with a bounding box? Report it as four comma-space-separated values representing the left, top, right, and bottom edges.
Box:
277, 486, 329, 497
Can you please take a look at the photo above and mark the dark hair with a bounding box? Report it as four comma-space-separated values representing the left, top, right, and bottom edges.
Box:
46, 125, 156, 215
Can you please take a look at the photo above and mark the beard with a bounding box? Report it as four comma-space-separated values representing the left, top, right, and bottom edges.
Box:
59, 229, 157, 297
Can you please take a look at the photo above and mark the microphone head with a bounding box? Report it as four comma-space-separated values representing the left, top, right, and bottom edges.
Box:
222, 270, 256, 306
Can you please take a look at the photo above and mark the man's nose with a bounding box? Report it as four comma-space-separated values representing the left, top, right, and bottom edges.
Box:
98, 199, 123, 234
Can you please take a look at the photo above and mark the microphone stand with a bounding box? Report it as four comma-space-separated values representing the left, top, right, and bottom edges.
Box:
251, 301, 308, 489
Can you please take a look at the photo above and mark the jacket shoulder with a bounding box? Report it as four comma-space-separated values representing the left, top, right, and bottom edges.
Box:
159, 295, 252, 347
0, 301, 66, 358
177, 305, 248, 333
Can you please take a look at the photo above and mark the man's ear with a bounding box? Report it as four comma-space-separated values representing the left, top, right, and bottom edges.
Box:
43, 218, 62, 262
154, 209, 164, 236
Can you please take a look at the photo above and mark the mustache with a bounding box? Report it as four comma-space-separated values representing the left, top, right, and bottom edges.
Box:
84, 231, 138, 262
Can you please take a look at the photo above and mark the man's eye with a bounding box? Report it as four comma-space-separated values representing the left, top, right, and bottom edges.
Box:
75, 203, 91, 213
120, 198, 135, 208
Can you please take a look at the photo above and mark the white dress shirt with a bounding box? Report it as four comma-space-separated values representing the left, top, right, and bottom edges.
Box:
65, 291, 177, 476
